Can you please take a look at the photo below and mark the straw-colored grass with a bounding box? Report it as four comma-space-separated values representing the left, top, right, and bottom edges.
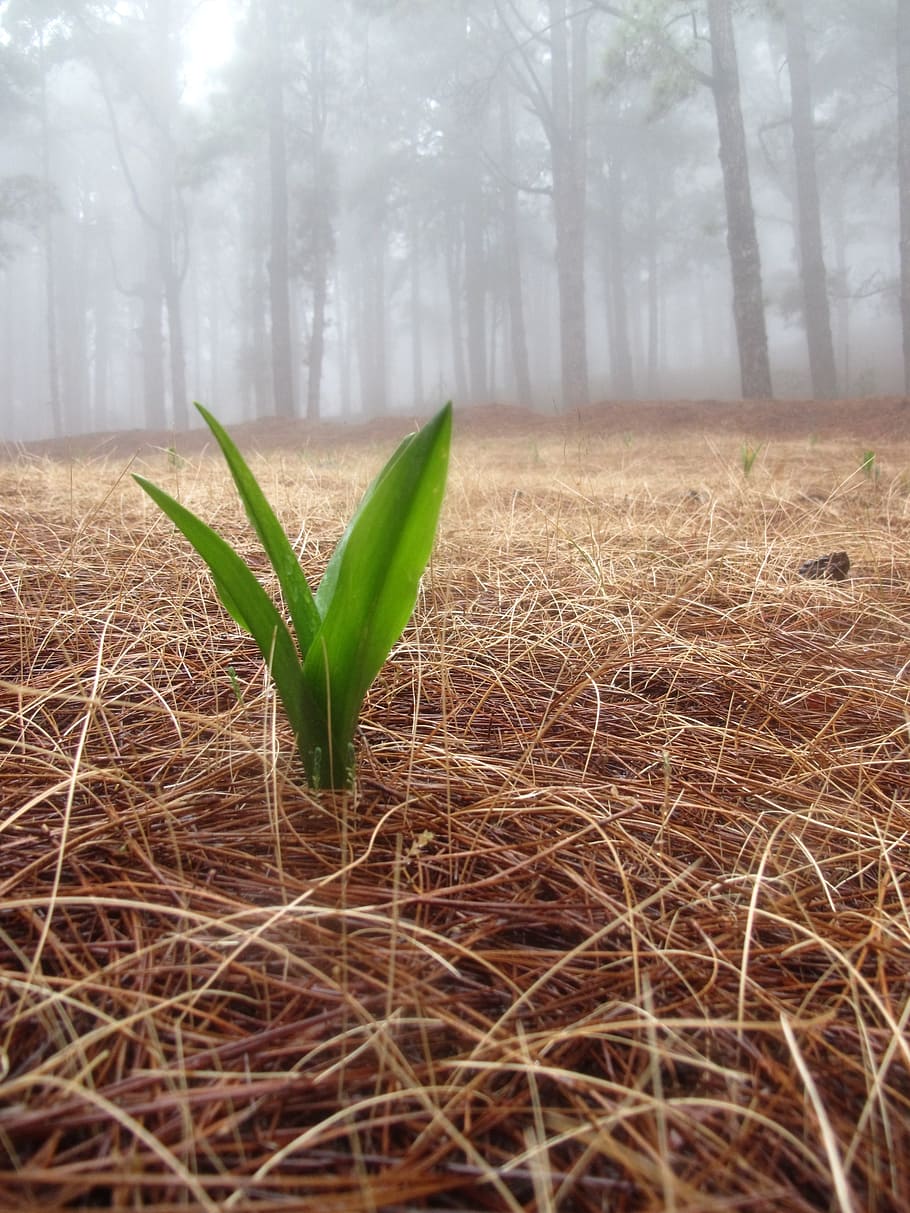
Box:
1, 410, 909, 1211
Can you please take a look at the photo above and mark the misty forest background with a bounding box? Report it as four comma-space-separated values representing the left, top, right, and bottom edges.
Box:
2, 0, 909, 443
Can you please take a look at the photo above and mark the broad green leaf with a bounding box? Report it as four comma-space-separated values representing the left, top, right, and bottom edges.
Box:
313, 428, 418, 620
303, 402, 452, 781
133, 475, 310, 745
134, 402, 452, 790
194, 402, 321, 655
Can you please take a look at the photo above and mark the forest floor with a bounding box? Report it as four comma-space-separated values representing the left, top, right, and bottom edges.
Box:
5, 393, 910, 461
1, 397, 909, 1211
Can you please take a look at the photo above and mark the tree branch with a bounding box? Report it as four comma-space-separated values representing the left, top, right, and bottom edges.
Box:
587, 0, 715, 90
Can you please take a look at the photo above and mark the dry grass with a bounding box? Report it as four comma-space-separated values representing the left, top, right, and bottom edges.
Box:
1, 412, 909, 1211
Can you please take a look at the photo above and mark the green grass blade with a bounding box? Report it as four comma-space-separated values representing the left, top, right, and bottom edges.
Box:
133, 474, 310, 745
194, 402, 321, 656
303, 402, 452, 784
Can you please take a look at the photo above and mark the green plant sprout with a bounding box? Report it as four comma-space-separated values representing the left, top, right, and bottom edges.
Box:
227, 665, 244, 705
740, 442, 761, 476
861, 449, 878, 480
134, 401, 452, 789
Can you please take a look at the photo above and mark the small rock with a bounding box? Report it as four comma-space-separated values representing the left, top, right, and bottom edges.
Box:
798, 551, 850, 581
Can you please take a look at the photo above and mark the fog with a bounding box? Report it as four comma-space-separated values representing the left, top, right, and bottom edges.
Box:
0, 0, 905, 442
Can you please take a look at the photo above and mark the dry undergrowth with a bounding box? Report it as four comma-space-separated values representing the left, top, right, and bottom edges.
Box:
1, 415, 909, 1211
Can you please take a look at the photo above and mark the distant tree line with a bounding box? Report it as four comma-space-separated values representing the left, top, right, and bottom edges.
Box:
0, 0, 905, 440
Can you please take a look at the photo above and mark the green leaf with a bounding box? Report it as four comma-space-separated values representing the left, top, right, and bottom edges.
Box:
303, 402, 452, 783
193, 402, 322, 656
132, 474, 311, 745
134, 402, 452, 791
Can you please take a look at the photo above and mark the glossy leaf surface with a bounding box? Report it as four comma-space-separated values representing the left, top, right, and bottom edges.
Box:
194, 402, 321, 656
305, 403, 451, 784
132, 475, 311, 745
134, 402, 452, 789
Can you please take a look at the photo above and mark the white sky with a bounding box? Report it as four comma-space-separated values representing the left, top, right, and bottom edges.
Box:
183, 3, 237, 101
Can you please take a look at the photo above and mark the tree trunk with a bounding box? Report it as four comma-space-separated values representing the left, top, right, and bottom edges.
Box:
372, 239, 388, 414
645, 155, 660, 397
90, 222, 113, 431
444, 217, 469, 402
83, 0, 189, 430
336, 262, 352, 416
606, 157, 634, 397
159, 115, 188, 429
488, 295, 500, 397
265, 0, 295, 418
830, 182, 851, 391
37, 30, 61, 438
57, 217, 90, 433
548, 0, 589, 408
141, 229, 166, 429
207, 234, 224, 407
247, 154, 270, 420
152, 0, 188, 430
307, 220, 329, 422
784, 0, 837, 398
305, 149, 331, 424
706, 0, 772, 398
498, 87, 532, 404
158, 214, 188, 428
162, 257, 188, 428
898, 0, 910, 393
305, 28, 333, 423
463, 187, 488, 402
359, 229, 387, 416
409, 202, 424, 407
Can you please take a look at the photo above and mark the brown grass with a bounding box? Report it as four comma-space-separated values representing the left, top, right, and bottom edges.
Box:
1, 410, 909, 1211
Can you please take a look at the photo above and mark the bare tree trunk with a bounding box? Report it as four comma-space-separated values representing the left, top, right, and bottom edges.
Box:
305, 149, 331, 424
409, 202, 424, 407
829, 184, 851, 391
498, 87, 532, 404
358, 229, 387, 416
373, 238, 388, 414
305, 28, 333, 423
605, 157, 634, 397
57, 217, 90, 433
82, 2, 189, 429
899, 0, 910, 393
307, 219, 329, 422
549, 0, 589, 408
645, 155, 660, 397
463, 186, 488, 402
152, 0, 189, 429
444, 217, 469, 402
207, 241, 223, 407
784, 0, 837, 398
37, 30, 61, 438
336, 262, 352, 417
265, 0, 295, 418
162, 247, 188, 428
141, 230, 166, 429
157, 187, 188, 428
158, 112, 189, 431
247, 154, 270, 420
706, 0, 772, 398
488, 295, 500, 397
90, 221, 113, 431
